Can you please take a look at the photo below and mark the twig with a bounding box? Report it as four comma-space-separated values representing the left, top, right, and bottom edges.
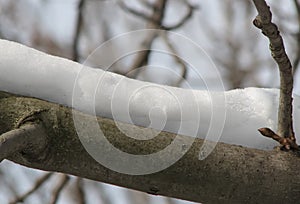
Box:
49, 174, 70, 204
252, 0, 295, 141
117, 1, 159, 25
162, 0, 198, 30
160, 31, 187, 86
258, 128, 299, 150
125, 0, 167, 78
72, 0, 85, 62
0, 123, 48, 162
10, 173, 54, 204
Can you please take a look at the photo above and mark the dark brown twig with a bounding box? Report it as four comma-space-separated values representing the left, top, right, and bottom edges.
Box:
72, 0, 85, 62
252, 0, 295, 146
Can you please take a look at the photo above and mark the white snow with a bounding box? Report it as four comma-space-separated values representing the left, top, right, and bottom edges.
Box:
0, 39, 299, 150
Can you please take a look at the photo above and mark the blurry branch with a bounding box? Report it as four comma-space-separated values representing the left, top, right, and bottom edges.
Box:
160, 31, 187, 86
199, 1, 262, 89
0, 124, 48, 162
10, 173, 54, 204
118, 0, 195, 82
120, 0, 167, 79
293, 0, 300, 75
118, 0, 197, 30
72, 0, 85, 62
118, 1, 160, 25
49, 174, 70, 204
252, 0, 297, 149
74, 178, 85, 204
163, 0, 198, 30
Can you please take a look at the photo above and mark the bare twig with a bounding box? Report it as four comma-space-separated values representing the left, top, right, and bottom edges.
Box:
117, 1, 159, 25
118, 0, 197, 31
10, 173, 54, 204
125, 0, 167, 78
160, 31, 187, 86
49, 174, 70, 204
252, 0, 295, 142
72, 0, 85, 62
162, 0, 198, 30
0, 123, 48, 162
118, 0, 196, 80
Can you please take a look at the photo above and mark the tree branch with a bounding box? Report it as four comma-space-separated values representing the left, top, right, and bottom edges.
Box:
252, 0, 295, 141
1, 92, 300, 203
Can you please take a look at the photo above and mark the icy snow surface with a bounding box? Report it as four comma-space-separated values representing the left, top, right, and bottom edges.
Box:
0, 39, 299, 150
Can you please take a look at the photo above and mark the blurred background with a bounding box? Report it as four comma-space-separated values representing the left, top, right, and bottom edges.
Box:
0, 0, 299, 203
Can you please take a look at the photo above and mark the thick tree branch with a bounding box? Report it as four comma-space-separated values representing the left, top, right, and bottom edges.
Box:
252, 0, 295, 140
1, 92, 300, 203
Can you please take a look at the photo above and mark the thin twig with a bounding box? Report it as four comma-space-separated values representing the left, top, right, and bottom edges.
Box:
162, 0, 198, 30
160, 31, 187, 86
117, 1, 158, 24
125, 0, 167, 78
252, 0, 295, 140
49, 174, 70, 204
10, 173, 54, 204
72, 0, 85, 62
0, 124, 48, 162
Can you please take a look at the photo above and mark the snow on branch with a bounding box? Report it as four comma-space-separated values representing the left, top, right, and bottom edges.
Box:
0, 39, 300, 150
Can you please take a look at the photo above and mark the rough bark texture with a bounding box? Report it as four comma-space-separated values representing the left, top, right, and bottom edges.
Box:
1, 91, 300, 204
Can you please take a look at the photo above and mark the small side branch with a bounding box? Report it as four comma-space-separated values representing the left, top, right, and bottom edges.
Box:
258, 128, 299, 150
0, 123, 48, 162
252, 0, 296, 148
